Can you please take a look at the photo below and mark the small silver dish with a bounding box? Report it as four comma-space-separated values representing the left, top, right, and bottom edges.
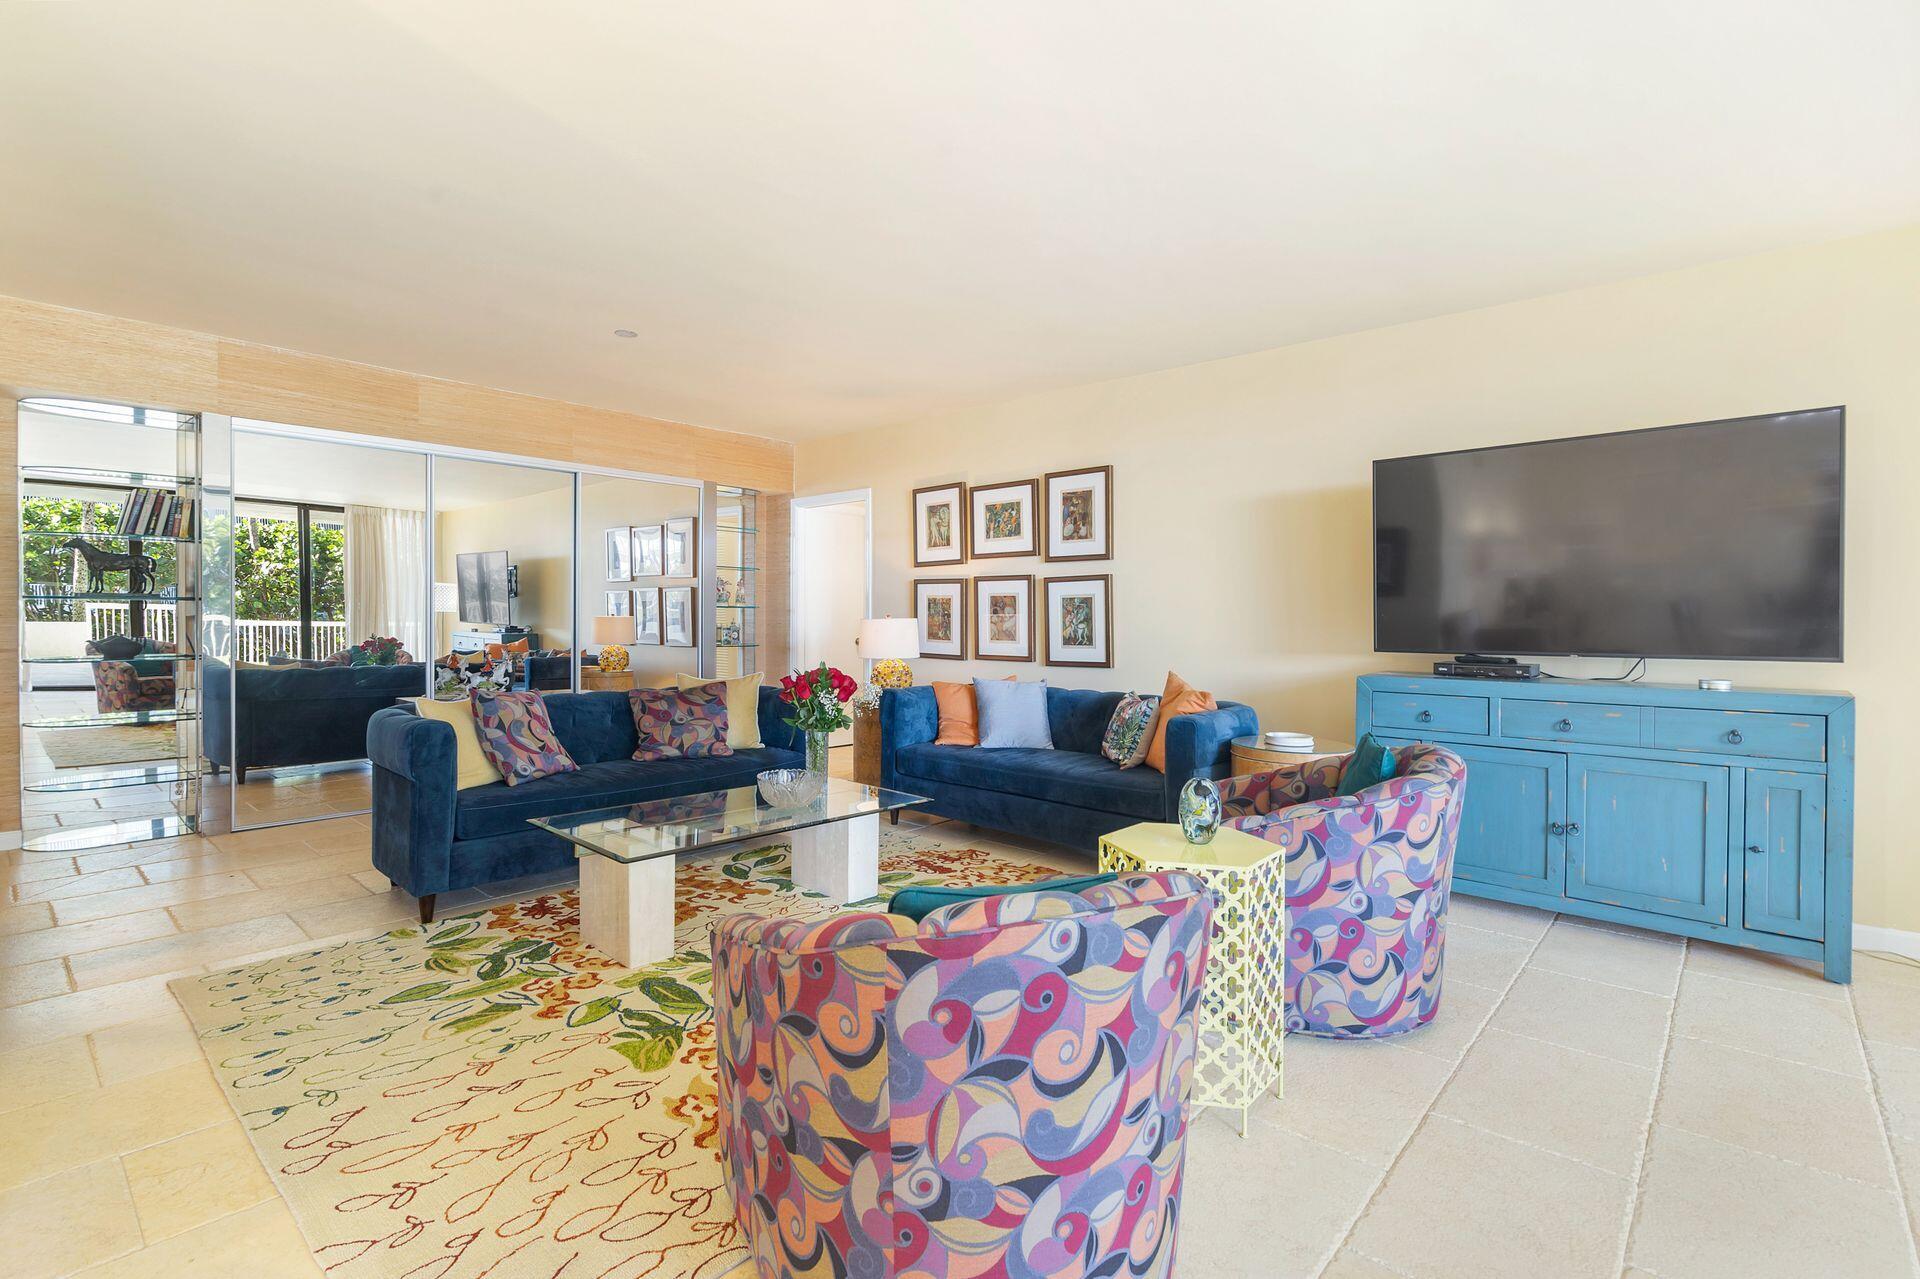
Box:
757, 767, 825, 808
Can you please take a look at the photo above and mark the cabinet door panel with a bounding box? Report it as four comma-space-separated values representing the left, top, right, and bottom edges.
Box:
1743, 770, 1826, 941
1567, 754, 1729, 924
1381, 738, 1563, 892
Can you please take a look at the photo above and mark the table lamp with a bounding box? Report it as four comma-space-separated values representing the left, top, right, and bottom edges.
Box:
594, 614, 637, 673
855, 616, 921, 707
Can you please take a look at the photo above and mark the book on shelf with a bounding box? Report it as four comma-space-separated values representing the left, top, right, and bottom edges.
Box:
114, 487, 197, 539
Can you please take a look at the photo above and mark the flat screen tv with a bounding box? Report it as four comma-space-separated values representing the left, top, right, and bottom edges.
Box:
1373, 408, 1844, 662
455, 550, 512, 626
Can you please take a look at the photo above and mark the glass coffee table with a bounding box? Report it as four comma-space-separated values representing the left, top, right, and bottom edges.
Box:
529, 778, 928, 966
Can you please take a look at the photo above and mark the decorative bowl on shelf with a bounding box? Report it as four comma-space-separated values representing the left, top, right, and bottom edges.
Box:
757, 768, 825, 808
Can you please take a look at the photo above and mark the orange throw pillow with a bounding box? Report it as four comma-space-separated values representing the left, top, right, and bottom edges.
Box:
933, 677, 1014, 746
1145, 671, 1218, 772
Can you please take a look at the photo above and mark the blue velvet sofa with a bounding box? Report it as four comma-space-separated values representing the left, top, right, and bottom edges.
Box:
368, 688, 803, 922
207, 662, 428, 783
879, 685, 1258, 851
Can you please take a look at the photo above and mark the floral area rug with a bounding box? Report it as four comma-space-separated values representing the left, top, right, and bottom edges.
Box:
171, 831, 1061, 1279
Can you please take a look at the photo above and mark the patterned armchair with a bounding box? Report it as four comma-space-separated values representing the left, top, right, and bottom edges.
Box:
1218, 743, 1467, 1039
713, 872, 1214, 1279
88, 639, 176, 713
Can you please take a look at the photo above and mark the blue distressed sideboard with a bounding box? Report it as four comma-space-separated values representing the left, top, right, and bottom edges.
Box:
1355, 673, 1855, 981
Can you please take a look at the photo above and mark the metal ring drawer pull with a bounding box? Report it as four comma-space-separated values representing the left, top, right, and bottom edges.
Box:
1416, 709, 1433, 722
1566, 822, 1580, 836
1554, 718, 1573, 732
1727, 729, 1744, 744
1747, 843, 1765, 855
1549, 821, 1567, 836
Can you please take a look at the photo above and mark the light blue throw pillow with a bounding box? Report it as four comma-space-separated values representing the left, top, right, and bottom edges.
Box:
974, 679, 1054, 749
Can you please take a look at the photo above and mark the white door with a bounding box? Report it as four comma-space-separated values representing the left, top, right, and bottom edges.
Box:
792, 495, 870, 746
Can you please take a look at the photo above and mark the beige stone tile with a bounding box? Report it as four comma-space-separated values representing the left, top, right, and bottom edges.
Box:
1686, 938, 1845, 999
73, 1197, 322, 1279
1440, 923, 1535, 992
1268, 1035, 1455, 1164
1657, 1035, 1891, 1186
1629, 1124, 1914, 1279
0, 956, 73, 1006
67, 914, 308, 989
123, 1121, 276, 1243
166, 874, 370, 932
1529, 917, 1683, 997
1857, 952, 1920, 991
1672, 971, 1866, 1076
1447, 895, 1554, 941
51, 873, 256, 926
1179, 1119, 1382, 1278
0, 1035, 98, 1116
1489, 967, 1672, 1069
1868, 1038, 1920, 1145
0, 901, 54, 935
11, 865, 146, 903
0, 908, 178, 968
3, 855, 77, 885
0, 971, 187, 1051
90, 1009, 207, 1085
1892, 1137, 1920, 1251
1320, 1252, 1406, 1279
1397, 976, 1499, 1062
351, 868, 392, 892
75, 839, 215, 874
1434, 1028, 1656, 1176
288, 887, 420, 940
1348, 1116, 1630, 1279
1855, 967, 1920, 1052
0, 1159, 144, 1279
242, 847, 375, 888
0, 1061, 226, 1193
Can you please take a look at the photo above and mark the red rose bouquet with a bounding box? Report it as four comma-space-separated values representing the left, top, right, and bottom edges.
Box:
778, 662, 857, 737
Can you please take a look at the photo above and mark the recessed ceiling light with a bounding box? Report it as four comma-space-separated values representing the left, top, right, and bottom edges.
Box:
613, 328, 637, 338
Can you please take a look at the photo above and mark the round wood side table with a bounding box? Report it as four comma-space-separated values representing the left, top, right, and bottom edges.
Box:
1229, 734, 1353, 777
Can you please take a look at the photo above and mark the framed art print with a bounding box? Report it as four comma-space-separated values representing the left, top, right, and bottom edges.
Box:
969, 478, 1038, 559
912, 482, 967, 567
633, 524, 664, 577
914, 578, 967, 659
1044, 466, 1112, 561
664, 516, 697, 577
635, 587, 662, 644
1044, 574, 1112, 667
663, 585, 695, 647
605, 528, 633, 581
605, 589, 632, 617
973, 574, 1035, 661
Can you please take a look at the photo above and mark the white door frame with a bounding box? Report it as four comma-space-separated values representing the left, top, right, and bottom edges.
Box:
790, 489, 874, 678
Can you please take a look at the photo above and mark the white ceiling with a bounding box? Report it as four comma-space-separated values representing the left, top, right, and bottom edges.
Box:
3, 2, 1917, 441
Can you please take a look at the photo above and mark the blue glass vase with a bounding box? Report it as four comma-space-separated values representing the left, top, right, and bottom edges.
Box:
1179, 777, 1222, 844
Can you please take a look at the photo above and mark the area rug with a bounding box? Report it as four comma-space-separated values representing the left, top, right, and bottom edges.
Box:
38, 721, 176, 768
172, 830, 1062, 1279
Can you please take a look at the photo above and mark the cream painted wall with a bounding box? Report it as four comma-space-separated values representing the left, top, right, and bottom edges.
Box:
434, 485, 574, 654
795, 224, 1920, 935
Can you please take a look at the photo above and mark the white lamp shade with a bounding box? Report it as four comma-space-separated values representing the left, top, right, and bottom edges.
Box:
593, 615, 637, 645
858, 616, 921, 660
432, 582, 459, 614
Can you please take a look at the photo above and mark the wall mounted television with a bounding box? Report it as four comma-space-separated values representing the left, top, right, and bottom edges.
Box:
1373, 408, 1844, 662
455, 550, 513, 626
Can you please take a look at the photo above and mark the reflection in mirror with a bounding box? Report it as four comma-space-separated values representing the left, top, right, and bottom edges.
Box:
215, 428, 427, 828
432, 458, 576, 693
577, 474, 705, 692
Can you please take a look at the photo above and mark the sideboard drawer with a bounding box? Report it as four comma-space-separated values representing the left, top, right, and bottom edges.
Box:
1502, 700, 1645, 748
1651, 708, 1825, 763
1369, 691, 1489, 737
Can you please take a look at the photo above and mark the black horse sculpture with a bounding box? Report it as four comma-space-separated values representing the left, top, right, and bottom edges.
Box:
60, 536, 159, 596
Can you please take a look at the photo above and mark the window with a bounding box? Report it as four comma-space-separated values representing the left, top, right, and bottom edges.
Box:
234, 497, 346, 660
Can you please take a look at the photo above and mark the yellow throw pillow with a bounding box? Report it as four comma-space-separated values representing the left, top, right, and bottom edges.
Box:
407, 696, 505, 790
676, 671, 764, 750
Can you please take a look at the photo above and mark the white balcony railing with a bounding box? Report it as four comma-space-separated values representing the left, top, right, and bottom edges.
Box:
83, 604, 348, 664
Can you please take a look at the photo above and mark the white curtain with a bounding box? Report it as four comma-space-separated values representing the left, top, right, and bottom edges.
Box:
345, 504, 427, 659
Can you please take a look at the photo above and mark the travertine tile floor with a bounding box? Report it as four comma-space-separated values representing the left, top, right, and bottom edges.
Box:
4, 801, 1919, 1278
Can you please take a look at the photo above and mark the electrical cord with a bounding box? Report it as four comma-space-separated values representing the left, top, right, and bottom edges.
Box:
1541, 657, 1646, 683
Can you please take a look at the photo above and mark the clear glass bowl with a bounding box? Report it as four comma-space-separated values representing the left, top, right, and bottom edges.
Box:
756, 768, 825, 808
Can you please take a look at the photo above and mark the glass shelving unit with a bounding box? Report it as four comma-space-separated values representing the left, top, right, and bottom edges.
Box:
16, 398, 204, 852
713, 487, 760, 675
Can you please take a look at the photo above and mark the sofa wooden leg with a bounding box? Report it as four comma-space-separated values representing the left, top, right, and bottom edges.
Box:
234, 765, 248, 785
889, 810, 900, 826
418, 894, 436, 925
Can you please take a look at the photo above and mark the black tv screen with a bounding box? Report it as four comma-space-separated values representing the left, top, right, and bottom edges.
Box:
456, 550, 512, 626
1373, 409, 1844, 662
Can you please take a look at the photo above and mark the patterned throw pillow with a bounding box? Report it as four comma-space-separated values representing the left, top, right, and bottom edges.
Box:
468, 690, 578, 787
1101, 692, 1161, 768
629, 684, 735, 761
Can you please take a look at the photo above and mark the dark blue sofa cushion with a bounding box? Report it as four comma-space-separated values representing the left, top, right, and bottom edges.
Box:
1046, 688, 1126, 755
895, 742, 1166, 821
453, 748, 801, 840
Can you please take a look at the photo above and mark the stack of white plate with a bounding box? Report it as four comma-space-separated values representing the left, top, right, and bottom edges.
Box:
1263, 731, 1317, 751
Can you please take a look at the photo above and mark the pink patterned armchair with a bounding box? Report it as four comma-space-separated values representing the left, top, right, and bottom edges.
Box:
712, 872, 1213, 1279
1218, 743, 1467, 1039
88, 640, 176, 713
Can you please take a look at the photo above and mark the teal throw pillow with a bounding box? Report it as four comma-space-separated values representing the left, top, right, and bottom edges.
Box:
887, 874, 1118, 922
1335, 733, 1398, 797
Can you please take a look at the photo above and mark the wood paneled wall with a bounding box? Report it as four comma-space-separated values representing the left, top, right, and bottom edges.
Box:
1, 294, 796, 834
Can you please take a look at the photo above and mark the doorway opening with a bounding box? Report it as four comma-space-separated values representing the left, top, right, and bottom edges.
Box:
790, 491, 871, 751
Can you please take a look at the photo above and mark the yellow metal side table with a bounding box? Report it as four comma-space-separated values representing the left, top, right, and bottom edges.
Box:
1098, 821, 1286, 1135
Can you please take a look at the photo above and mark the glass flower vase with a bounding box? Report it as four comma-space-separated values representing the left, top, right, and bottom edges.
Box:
805, 729, 830, 774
